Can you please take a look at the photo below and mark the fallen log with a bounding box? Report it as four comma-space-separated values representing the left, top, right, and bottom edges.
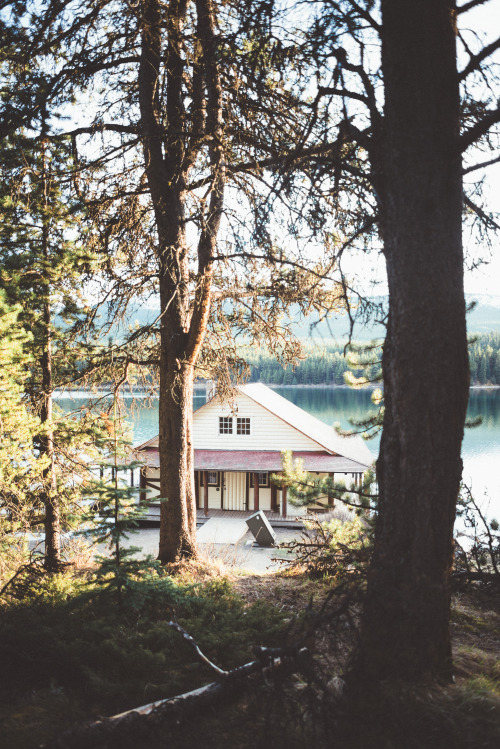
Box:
452, 570, 500, 584
38, 629, 309, 749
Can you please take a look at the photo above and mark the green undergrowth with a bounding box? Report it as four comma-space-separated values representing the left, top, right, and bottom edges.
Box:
1, 566, 499, 749
0, 566, 289, 749
143, 649, 500, 749
331, 681, 500, 749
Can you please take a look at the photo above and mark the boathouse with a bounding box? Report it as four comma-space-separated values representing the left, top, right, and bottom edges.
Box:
136, 383, 373, 518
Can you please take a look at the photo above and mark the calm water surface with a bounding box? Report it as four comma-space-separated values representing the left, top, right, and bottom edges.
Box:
56, 386, 500, 519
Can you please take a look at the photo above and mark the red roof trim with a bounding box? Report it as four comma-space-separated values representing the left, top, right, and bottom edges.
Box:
135, 448, 368, 473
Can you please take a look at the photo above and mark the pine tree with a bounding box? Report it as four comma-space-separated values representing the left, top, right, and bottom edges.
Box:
495, 352, 500, 385
0, 130, 103, 569
0, 293, 44, 581
82, 396, 148, 605
478, 354, 487, 384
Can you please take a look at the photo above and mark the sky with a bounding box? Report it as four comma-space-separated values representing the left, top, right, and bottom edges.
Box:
41, 0, 500, 303
344, 0, 500, 300
463, 161, 500, 297
450, 0, 499, 296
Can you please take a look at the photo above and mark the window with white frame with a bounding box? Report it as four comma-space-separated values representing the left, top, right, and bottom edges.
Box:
219, 416, 233, 434
249, 472, 269, 487
236, 417, 251, 435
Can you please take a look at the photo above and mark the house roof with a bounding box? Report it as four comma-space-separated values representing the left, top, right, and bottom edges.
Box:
136, 383, 373, 468
137, 448, 368, 474
136, 433, 161, 450
233, 383, 373, 466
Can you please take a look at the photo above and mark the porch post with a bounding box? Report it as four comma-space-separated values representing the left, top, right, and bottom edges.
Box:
203, 471, 209, 517
194, 470, 199, 508
253, 473, 259, 512
328, 472, 334, 507
139, 469, 146, 504
281, 483, 287, 518
270, 481, 277, 512
220, 471, 224, 510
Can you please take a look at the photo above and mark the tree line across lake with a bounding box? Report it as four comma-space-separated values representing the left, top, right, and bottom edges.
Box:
240, 332, 500, 387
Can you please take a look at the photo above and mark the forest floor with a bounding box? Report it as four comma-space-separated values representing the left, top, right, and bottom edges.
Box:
232, 572, 500, 690
160, 575, 500, 749
0, 559, 499, 749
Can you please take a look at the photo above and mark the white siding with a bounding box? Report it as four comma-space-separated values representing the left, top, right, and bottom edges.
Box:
193, 393, 324, 452
207, 484, 222, 510
225, 472, 246, 511
196, 471, 273, 511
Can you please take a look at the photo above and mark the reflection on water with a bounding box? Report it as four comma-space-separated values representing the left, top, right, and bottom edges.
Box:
56, 386, 500, 518
461, 390, 500, 518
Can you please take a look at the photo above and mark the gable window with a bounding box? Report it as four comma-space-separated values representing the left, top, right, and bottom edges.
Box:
219, 416, 233, 435
236, 417, 251, 435
200, 471, 220, 487
249, 472, 269, 488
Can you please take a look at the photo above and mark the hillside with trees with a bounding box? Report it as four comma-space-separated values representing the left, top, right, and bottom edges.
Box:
241, 333, 500, 387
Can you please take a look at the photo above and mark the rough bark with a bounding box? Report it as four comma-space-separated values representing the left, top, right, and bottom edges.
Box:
40, 319, 62, 572
40, 134, 62, 572
357, 0, 469, 682
138, 0, 224, 563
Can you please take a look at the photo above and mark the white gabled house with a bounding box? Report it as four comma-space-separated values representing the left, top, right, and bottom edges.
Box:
136, 383, 373, 518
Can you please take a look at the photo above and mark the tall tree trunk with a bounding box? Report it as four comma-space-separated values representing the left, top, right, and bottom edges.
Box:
358, 0, 469, 682
40, 321, 62, 572
158, 358, 198, 560
139, 0, 224, 563
40, 132, 62, 572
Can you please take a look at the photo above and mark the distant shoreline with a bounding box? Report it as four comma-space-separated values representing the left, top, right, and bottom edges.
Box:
54, 382, 500, 398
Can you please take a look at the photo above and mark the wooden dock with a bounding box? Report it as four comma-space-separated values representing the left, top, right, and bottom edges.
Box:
138, 504, 304, 529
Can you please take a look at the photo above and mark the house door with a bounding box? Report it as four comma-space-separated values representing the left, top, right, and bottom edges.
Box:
224, 472, 246, 511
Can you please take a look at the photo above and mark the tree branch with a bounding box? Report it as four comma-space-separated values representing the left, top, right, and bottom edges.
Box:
459, 35, 500, 80
345, 0, 381, 32
463, 152, 500, 174
317, 86, 371, 106
187, 0, 226, 364
464, 193, 500, 231
457, 0, 493, 14
329, 47, 381, 124
460, 105, 500, 151
188, 137, 368, 190
166, 621, 228, 675
39, 644, 308, 749
61, 123, 139, 138
0, 556, 45, 599
138, 0, 167, 211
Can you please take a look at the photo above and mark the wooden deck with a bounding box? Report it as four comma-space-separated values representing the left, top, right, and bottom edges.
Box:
138, 504, 304, 529
198, 509, 303, 528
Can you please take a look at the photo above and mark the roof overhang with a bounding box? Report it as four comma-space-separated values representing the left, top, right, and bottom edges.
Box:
137, 448, 369, 474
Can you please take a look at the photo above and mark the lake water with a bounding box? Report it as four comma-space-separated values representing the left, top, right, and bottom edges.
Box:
56, 386, 500, 520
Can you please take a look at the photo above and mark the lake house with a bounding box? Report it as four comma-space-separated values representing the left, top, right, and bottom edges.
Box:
136, 383, 373, 518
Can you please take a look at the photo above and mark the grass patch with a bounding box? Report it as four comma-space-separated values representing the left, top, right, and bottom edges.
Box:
451, 607, 491, 632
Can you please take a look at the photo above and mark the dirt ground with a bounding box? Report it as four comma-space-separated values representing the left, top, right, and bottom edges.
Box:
132, 526, 301, 574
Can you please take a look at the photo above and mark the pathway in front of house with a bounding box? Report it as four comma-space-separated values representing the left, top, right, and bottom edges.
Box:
196, 516, 248, 545
110, 527, 299, 574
